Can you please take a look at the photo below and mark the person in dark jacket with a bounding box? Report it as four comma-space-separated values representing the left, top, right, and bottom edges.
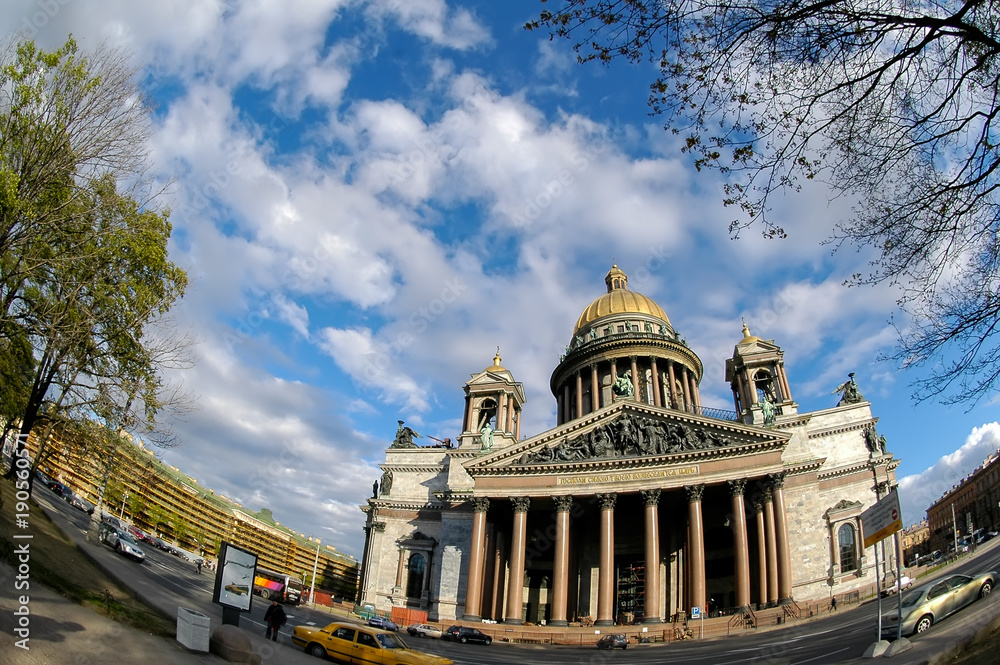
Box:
264, 600, 286, 641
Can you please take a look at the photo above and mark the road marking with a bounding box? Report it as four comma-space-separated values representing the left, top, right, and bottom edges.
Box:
793, 647, 851, 664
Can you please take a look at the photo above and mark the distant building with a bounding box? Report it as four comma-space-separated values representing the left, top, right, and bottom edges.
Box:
23, 428, 359, 599
899, 520, 930, 564
926, 450, 1000, 553
358, 265, 900, 624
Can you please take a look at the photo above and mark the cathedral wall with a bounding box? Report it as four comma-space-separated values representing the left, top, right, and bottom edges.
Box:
781, 402, 874, 468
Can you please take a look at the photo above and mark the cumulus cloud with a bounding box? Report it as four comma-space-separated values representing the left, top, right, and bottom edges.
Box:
897, 423, 1000, 526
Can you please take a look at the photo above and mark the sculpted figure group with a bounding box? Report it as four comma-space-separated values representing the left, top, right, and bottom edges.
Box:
517, 412, 730, 465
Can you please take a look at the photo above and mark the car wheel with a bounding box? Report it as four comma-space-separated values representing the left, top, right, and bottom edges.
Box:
260, 590, 270, 600
980, 581, 993, 598
460, 636, 468, 644
116, 543, 123, 554
484, 637, 492, 645
915, 615, 933, 634
308, 643, 326, 658
623, 644, 628, 649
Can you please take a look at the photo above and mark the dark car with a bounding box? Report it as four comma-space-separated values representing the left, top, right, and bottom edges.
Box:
46, 480, 70, 497
443, 626, 492, 645
596, 633, 628, 650
367, 615, 398, 631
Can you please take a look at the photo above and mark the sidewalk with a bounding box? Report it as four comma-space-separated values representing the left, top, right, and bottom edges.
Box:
4, 490, 318, 665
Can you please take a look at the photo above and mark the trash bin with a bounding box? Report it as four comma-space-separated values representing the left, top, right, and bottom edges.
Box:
177, 607, 211, 652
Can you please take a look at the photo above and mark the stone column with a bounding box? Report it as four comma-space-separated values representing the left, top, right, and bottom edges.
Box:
630, 356, 640, 400
550, 495, 574, 626
462, 398, 472, 432
515, 408, 521, 440
591, 364, 600, 411
650, 357, 662, 407
506, 400, 514, 432
764, 487, 779, 604
498, 393, 508, 432
683, 368, 695, 412
667, 362, 678, 408
641, 489, 661, 623
463, 498, 490, 620
729, 479, 751, 608
692, 376, 702, 409
752, 496, 767, 607
576, 372, 584, 418
771, 474, 794, 604
563, 384, 571, 423
394, 547, 408, 593
686, 484, 706, 614
504, 497, 530, 624
596, 493, 617, 626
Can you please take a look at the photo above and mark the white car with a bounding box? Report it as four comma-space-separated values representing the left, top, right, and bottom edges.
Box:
406, 623, 443, 638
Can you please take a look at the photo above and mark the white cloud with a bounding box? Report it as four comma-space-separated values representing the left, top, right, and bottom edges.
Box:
897, 422, 1000, 525
368, 0, 492, 50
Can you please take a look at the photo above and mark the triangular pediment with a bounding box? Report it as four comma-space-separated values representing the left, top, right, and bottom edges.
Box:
466, 401, 789, 476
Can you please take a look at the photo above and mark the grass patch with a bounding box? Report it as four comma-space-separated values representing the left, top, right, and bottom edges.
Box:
0, 476, 175, 637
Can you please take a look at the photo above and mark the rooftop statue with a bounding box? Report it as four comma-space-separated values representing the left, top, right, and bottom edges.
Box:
390, 420, 421, 449
613, 371, 634, 398
832, 372, 865, 406
479, 422, 494, 452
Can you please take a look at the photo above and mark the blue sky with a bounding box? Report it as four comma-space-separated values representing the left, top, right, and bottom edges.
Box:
6, 0, 1000, 558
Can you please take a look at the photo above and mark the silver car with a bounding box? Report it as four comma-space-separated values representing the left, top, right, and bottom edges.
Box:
882, 571, 995, 638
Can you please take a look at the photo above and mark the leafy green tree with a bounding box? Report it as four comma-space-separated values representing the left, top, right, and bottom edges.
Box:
529, 0, 1000, 403
0, 38, 189, 484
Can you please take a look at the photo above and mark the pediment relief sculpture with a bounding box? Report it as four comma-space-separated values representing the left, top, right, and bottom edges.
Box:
515, 412, 731, 466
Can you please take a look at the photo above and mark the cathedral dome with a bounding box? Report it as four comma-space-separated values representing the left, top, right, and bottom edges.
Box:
572, 265, 671, 335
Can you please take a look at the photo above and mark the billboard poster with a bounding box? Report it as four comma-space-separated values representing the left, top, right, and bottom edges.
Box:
212, 541, 258, 611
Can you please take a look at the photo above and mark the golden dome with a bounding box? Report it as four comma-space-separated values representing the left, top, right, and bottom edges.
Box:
738, 319, 762, 344
573, 265, 671, 334
484, 347, 506, 373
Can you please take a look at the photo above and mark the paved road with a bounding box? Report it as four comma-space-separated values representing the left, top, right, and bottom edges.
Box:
34, 486, 1000, 665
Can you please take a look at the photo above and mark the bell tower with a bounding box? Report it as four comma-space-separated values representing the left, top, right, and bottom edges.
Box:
725, 321, 798, 425
458, 349, 526, 450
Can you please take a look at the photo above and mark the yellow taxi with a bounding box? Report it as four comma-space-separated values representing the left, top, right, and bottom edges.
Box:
291, 621, 454, 665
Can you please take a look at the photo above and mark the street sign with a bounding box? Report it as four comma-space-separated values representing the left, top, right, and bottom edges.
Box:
860, 488, 903, 549
690, 606, 701, 619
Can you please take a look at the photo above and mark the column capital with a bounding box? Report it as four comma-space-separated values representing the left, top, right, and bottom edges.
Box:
597, 493, 618, 511
371, 521, 386, 533
471, 497, 490, 513
553, 495, 574, 512
641, 489, 661, 507
768, 471, 786, 490
685, 484, 706, 503
750, 495, 764, 513
511, 496, 531, 514
728, 478, 748, 496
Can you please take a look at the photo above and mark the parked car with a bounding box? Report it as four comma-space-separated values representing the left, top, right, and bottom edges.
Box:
443, 626, 492, 645
46, 480, 70, 497
66, 492, 95, 514
367, 615, 398, 632
881, 571, 996, 638
406, 623, 443, 638
292, 622, 453, 664
596, 633, 629, 650
99, 523, 145, 563
882, 576, 913, 596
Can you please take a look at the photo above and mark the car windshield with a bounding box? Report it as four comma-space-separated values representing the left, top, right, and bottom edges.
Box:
119, 533, 138, 545
900, 588, 925, 607
376, 634, 407, 649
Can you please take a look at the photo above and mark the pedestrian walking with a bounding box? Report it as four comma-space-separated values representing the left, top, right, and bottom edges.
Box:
264, 600, 286, 641
830, 595, 837, 611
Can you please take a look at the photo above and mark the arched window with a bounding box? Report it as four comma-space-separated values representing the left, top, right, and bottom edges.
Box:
406, 552, 426, 598
838, 524, 858, 573
754, 369, 778, 402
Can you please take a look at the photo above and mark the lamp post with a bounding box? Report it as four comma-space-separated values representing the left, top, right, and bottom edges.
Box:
120, 492, 129, 520
311, 539, 321, 606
